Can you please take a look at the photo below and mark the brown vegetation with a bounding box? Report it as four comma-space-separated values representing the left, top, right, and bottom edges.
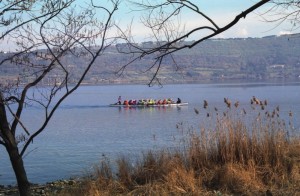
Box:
57, 100, 300, 195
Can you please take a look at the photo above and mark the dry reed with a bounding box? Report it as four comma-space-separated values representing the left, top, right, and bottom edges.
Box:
59, 98, 300, 195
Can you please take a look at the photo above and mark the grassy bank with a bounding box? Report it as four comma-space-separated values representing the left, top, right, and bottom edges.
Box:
56, 99, 300, 195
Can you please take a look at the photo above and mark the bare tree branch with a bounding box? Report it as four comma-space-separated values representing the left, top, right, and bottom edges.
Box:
119, 0, 272, 85
260, 0, 300, 31
20, 0, 120, 157
0, 1, 121, 194
5, 103, 30, 136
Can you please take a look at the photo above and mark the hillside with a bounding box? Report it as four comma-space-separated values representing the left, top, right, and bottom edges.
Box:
1, 34, 300, 85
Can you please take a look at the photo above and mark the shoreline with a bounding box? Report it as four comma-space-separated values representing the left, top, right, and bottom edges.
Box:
0, 179, 81, 196
11, 78, 300, 88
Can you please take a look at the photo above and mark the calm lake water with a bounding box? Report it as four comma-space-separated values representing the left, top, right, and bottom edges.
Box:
1, 82, 300, 185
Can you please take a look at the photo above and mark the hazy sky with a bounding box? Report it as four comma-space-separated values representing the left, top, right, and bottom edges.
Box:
115, 0, 297, 41
1, 0, 298, 51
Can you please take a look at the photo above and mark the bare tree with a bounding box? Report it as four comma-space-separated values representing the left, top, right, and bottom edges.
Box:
117, 0, 274, 85
0, 0, 120, 195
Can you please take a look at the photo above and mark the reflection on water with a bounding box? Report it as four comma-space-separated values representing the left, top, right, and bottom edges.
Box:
0, 82, 299, 185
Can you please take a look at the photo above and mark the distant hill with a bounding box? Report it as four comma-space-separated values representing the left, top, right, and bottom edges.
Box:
1, 34, 300, 85
170, 33, 300, 82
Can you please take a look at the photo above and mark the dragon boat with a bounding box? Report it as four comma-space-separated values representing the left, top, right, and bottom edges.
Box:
109, 102, 188, 107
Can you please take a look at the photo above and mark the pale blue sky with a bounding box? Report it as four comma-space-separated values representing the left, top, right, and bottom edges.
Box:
115, 0, 297, 41
1, 0, 297, 51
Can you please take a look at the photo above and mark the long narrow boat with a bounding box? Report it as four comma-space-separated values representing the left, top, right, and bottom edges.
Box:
109, 102, 188, 107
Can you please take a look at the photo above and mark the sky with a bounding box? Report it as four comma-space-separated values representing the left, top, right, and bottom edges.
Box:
1, 0, 298, 51
115, 0, 298, 41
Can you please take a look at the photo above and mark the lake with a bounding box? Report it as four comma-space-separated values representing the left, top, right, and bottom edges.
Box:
1, 82, 300, 185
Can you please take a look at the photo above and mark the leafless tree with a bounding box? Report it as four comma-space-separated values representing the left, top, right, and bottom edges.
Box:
0, 0, 120, 195
117, 0, 274, 86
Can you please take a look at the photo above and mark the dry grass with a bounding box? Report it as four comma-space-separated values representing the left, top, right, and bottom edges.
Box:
59, 98, 300, 195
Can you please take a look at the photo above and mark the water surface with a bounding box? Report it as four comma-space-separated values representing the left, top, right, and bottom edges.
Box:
0, 82, 299, 185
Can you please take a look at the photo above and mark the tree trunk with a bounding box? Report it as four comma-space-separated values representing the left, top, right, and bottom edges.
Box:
0, 94, 31, 196
6, 144, 31, 196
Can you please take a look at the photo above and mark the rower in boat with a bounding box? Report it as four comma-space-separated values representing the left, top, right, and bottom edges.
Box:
177, 98, 181, 104
110, 97, 188, 107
